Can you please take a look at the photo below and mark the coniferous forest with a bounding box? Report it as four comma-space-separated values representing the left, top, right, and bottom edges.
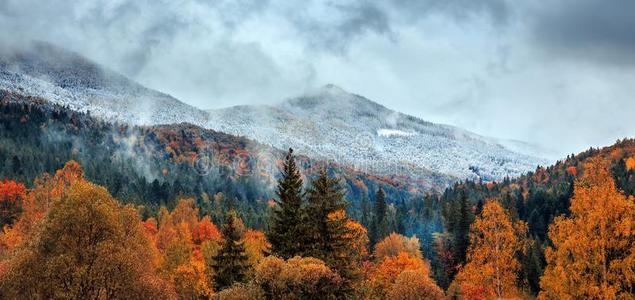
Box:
0, 91, 634, 299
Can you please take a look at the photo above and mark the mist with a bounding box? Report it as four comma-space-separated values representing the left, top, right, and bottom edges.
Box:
1, 0, 634, 157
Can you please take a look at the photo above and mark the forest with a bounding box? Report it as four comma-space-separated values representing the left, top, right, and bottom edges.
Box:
0, 93, 634, 298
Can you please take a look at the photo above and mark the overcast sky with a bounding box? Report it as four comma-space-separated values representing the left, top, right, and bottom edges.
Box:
1, 0, 634, 157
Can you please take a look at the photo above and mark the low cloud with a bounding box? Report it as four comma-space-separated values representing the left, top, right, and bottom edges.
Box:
1, 0, 634, 157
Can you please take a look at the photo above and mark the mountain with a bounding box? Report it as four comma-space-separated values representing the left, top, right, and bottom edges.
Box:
0, 41, 209, 126
0, 90, 433, 224
207, 84, 548, 182
0, 42, 547, 189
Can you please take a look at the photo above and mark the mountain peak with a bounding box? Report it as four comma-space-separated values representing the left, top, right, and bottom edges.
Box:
320, 83, 348, 94
0, 41, 209, 126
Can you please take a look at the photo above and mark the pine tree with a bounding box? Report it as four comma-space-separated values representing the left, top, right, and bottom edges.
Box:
396, 199, 407, 235
369, 188, 388, 248
213, 210, 249, 291
304, 169, 359, 294
453, 192, 473, 267
267, 148, 306, 259
304, 169, 347, 256
520, 237, 544, 295
360, 194, 370, 228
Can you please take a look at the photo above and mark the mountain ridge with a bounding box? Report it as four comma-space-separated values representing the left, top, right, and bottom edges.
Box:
0, 42, 548, 188
207, 84, 549, 182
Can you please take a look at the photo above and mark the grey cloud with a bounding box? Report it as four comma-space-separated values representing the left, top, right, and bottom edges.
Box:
530, 0, 635, 65
389, 0, 510, 25
1, 0, 634, 158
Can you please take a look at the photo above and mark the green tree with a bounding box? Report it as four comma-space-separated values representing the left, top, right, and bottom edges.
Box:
453, 192, 473, 267
213, 210, 249, 291
369, 188, 388, 248
304, 169, 360, 294
267, 148, 306, 259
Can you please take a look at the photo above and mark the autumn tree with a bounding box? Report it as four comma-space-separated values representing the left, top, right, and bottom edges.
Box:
387, 269, 445, 300
0, 179, 174, 299
268, 148, 307, 259
254, 256, 342, 299
215, 282, 265, 300
172, 261, 213, 299
192, 216, 221, 245
373, 232, 422, 261
213, 210, 249, 290
369, 251, 443, 299
539, 158, 635, 299
0, 180, 26, 227
243, 229, 271, 278
450, 199, 527, 299
0, 161, 84, 254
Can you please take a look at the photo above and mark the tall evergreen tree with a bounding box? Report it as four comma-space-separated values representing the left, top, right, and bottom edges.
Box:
360, 194, 370, 228
304, 169, 359, 294
213, 210, 249, 291
304, 169, 347, 257
369, 188, 388, 248
519, 237, 544, 295
396, 199, 408, 235
267, 148, 306, 259
453, 192, 473, 265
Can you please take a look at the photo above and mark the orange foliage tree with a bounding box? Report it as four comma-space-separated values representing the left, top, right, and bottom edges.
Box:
154, 198, 217, 298
254, 256, 342, 299
450, 199, 527, 299
244, 229, 271, 277
539, 158, 635, 299
373, 232, 422, 261
0, 177, 174, 298
1, 161, 84, 253
387, 269, 445, 300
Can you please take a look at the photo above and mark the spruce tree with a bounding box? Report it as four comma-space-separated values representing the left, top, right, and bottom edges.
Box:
453, 192, 473, 266
369, 188, 388, 248
267, 148, 306, 259
360, 194, 370, 228
304, 169, 347, 256
213, 210, 249, 290
396, 199, 407, 235
304, 169, 357, 293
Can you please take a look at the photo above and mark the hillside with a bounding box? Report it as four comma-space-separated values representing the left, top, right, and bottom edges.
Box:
0, 90, 438, 227
0, 43, 547, 189
432, 137, 635, 292
207, 84, 548, 183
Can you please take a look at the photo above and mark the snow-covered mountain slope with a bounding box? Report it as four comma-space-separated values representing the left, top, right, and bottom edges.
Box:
0, 42, 547, 185
0, 41, 209, 126
207, 85, 549, 181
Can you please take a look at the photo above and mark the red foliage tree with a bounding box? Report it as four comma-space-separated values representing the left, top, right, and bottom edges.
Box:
0, 180, 26, 226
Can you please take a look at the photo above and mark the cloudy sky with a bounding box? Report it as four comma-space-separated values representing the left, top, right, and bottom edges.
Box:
1, 0, 634, 157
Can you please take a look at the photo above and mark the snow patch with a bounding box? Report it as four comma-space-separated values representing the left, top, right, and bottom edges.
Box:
377, 129, 416, 137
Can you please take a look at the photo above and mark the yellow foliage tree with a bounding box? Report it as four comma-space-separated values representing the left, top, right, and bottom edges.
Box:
373, 232, 422, 261
451, 199, 527, 299
539, 158, 635, 299
0, 179, 174, 298
244, 229, 271, 276
387, 269, 445, 300
254, 256, 342, 299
